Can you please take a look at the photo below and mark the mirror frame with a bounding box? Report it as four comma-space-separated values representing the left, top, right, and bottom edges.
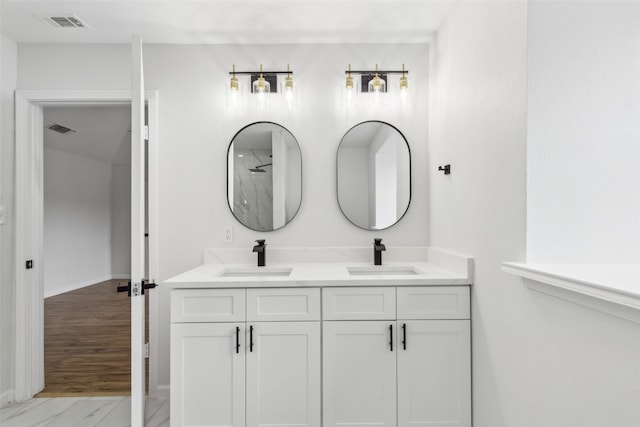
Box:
336, 120, 412, 231
226, 121, 303, 232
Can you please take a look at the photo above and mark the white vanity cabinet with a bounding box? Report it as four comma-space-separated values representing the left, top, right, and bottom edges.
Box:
170, 288, 321, 427
322, 286, 471, 427
171, 285, 470, 427
396, 287, 471, 427
171, 321, 246, 427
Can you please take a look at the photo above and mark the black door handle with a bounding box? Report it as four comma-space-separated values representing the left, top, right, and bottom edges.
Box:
116, 282, 131, 296
141, 279, 157, 295
402, 323, 407, 350
249, 325, 254, 352
236, 326, 240, 354
389, 324, 393, 351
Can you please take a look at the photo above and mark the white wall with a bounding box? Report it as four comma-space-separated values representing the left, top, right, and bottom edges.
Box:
17, 42, 430, 390
43, 147, 113, 297
429, 2, 527, 426
527, 1, 640, 263
431, 2, 640, 426
0, 34, 17, 406
111, 163, 131, 278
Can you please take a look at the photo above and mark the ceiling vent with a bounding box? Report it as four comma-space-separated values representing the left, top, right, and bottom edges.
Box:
47, 123, 77, 134
36, 14, 90, 29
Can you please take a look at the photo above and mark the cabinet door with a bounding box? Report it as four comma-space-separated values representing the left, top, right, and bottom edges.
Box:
171, 323, 245, 427
246, 322, 321, 427
397, 320, 471, 427
323, 321, 397, 427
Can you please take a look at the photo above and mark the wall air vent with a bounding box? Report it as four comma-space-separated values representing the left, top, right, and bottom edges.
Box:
47, 123, 77, 134
36, 14, 90, 29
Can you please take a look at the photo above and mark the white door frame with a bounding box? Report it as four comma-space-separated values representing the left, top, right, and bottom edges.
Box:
14, 89, 160, 401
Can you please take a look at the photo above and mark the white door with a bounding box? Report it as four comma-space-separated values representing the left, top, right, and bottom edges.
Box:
246, 322, 321, 427
131, 35, 147, 426
171, 323, 246, 427
397, 321, 471, 427
323, 321, 397, 427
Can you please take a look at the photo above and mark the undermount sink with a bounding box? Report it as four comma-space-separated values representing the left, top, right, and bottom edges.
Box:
347, 266, 422, 276
218, 267, 292, 278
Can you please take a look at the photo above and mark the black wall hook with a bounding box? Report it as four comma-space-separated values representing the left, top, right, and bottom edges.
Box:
438, 164, 451, 175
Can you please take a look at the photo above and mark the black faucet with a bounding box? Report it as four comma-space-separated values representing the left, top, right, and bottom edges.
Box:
373, 238, 386, 266
253, 239, 267, 267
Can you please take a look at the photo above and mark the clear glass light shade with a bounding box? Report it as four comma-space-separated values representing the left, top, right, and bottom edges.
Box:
399, 64, 408, 90
253, 76, 270, 93
346, 74, 354, 90
253, 64, 270, 93
346, 64, 355, 90
284, 64, 293, 92
368, 74, 386, 93
284, 75, 293, 91
399, 75, 408, 90
230, 64, 239, 91
230, 76, 239, 91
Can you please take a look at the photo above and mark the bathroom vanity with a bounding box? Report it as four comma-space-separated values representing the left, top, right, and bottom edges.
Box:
166, 248, 473, 427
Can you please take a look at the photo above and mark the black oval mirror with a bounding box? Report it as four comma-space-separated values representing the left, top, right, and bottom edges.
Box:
227, 122, 302, 231
337, 121, 411, 230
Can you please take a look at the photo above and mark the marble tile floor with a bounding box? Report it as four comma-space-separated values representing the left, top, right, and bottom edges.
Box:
0, 396, 169, 427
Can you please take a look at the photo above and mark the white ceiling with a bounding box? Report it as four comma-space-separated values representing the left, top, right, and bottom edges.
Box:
0, 1, 458, 44
43, 106, 132, 165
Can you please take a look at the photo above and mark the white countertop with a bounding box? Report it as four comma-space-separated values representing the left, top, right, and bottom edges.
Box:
165, 261, 471, 288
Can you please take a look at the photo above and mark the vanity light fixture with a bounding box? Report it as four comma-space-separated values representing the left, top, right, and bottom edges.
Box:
253, 64, 270, 93
343, 64, 409, 93
228, 65, 295, 94
368, 64, 386, 93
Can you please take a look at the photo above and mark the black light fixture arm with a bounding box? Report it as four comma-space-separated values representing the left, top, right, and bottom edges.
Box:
344, 69, 409, 75
229, 70, 293, 75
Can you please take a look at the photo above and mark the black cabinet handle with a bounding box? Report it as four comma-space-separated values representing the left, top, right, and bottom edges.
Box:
389, 324, 393, 351
402, 323, 407, 350
235, 326, 240, 354
249, 325, 254, 352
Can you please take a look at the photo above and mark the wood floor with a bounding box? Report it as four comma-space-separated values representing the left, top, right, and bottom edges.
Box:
37, 279, 148, 397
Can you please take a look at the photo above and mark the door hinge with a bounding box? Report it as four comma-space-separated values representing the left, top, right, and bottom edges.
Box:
145, 342, 150, 358
144, 125, 149, 141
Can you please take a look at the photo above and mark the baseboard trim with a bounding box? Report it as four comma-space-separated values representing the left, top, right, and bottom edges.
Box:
45, 275, 131, 298
154, 385, 170, 400
1, 389, 16, 408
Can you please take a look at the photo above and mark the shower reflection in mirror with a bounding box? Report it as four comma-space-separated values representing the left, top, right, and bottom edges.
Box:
337, 121, 411, 230
227, 122, 302, 231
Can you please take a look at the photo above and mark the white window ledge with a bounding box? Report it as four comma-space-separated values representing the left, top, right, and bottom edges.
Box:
502, 263, 640, 324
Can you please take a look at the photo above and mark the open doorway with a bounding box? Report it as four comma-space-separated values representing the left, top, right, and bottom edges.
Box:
35, 105, 148, 396
13, 90, 159, 410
